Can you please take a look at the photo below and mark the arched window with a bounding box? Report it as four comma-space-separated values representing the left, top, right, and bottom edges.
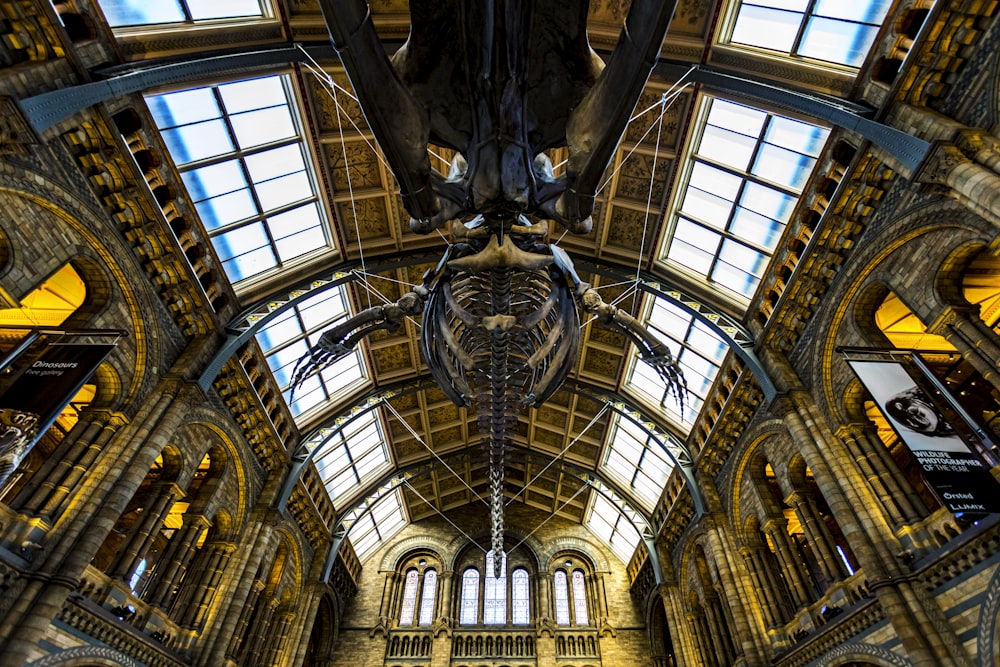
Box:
512, 568, 530, 625
572, 569, 588, 625
418, 569, 437, 625
484, 550, 507, 624
554, 570, 570, 625
460, 569, 479, 625
399, 568, 419, 625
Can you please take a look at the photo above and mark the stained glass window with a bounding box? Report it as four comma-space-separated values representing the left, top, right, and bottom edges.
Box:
512, 569, 530, 625
730, 0, 891, 67
147, 76, 329, 285
419, 570, 437, 626
484, 551, 507, 625
399, 569, 419, 625
460, 569, 480, 625
554, 570, 570, 625
572, 570, 588, 625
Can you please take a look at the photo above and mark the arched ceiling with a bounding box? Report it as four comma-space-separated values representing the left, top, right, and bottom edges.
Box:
77, 0, 904, 564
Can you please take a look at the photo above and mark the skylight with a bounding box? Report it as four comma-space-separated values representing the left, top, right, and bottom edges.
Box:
312, 409, 391, 505
729, 0, 891, 67
585, 493, 641, 563
98, 0, 265, 27
601, 413, 675, 511
147, 75, 329, 284
347, 488, 408, 561
254, 286, 367, 419
625, 297, 727, 428
662, 97, 829, 300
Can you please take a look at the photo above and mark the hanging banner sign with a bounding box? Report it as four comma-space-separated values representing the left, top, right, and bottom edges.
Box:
0, 342, 115, 484
848, 359, 1000, 514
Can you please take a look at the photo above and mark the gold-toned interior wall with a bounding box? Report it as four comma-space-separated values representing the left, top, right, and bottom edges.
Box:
0, 1, 998, 667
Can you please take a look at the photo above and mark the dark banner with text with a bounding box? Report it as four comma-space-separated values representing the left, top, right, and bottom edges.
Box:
848, 359, 1000, 514
0, 343, 114, 484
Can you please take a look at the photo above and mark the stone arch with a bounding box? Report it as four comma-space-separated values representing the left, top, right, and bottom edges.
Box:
851, 281, 895, 349
534, 537, 610, 573
815, 642, 913, 666
26, 646, 142, 667
977, 565, 1000, 667
380, 534, 452, 572
808, 201, 993, 427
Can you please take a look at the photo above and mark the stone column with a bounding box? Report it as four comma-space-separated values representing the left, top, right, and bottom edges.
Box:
0, 379, 192, 667
761, 518, 813, 607
917, 142, 1000, 227
838, 424, 923, 526
437, 569, 453, 621
739, 546, 785, 628
261, 609, 295, 667
658, 583, 699, 667
108, 481, 184, 581
175, 540, 236, 629
785, 490, 846, 584
932, 305, 1000, 383
16, 410, 122, 519
855, 425, 929, 519
226, 580, 265, 661
145, 513, 210, 608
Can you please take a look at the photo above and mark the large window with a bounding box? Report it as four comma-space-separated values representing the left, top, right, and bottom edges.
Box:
147, 76, 329, 284
458, 551, 531, 626
662, 97, 829, 300
601, 413, 674, 510
484, 551, 507, 625
553, 569, 589, 626
625, 298, 727, 428
399, 567, 437, 627
99, 0, 266, 28
460, 569, 480, 626
585, 493, 641, 563
344, 488, 407, 561
729, 0, 891, 67
255, 286, 367, 418
311, 410, 390, 505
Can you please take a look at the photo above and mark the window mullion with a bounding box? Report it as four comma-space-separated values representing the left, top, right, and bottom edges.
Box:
789, 0, 820, 56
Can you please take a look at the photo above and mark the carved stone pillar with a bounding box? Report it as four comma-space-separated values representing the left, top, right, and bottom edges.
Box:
145, 513, 210, 608
108, 481, 183, 581
839, 424, 924, 526
176, 540, 235, 629
917, 142, 1000, 228
226, 580, 265, 660
17, 410, 123, 518
739, 546, 784, 628
761, 518, 813, 608
785, 490, 846, 585
437, 570, 453, 622
929, 305, 1000, 408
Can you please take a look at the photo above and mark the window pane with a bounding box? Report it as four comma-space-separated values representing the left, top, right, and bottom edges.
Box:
419, 570, 437, 626
399, 569, 419, 625
554, 571, 570, 625
460, 570, 480, 625
99, 0, 184, 26
799, 16, 879, 67
512, 569, 530, 625
731, 5, 800, 52
187, 0, 262, 20
484, 551, 507, 625
572, 570, 588, 625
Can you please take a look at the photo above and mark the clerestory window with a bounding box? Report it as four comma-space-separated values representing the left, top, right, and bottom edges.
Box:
728, 0, 891, 68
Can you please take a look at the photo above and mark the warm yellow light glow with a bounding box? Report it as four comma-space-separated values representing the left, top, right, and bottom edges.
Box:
875, 292, 954, 351
0, 264, 86, 329
55, 383, 96, 433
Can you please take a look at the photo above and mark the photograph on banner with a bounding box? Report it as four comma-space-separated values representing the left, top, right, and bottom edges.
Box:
858, 362, 968, 453
848, 358, 1000, 514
